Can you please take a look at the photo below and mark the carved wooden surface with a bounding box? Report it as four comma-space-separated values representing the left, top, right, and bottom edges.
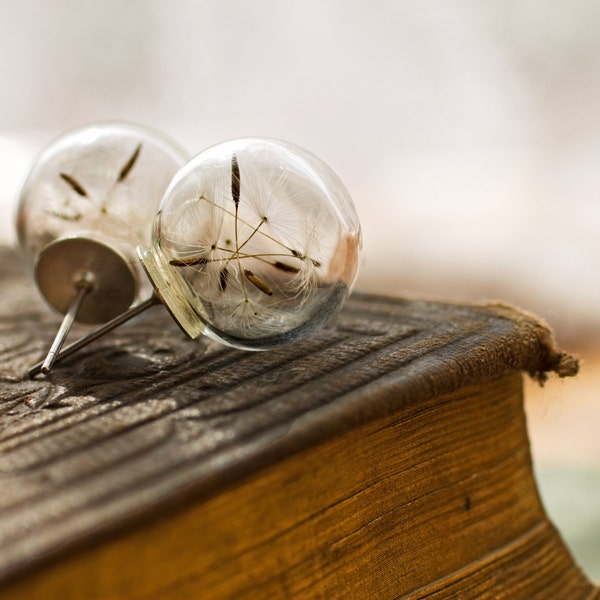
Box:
0, 247, 584, 595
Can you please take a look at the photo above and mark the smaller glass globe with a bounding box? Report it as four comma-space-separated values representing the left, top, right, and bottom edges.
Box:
16, 122, 187, 323
140, 137, 362, 350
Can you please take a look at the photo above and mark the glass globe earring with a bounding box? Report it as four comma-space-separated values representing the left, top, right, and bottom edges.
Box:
28, 137, 362, 376
17, 122, 187, 373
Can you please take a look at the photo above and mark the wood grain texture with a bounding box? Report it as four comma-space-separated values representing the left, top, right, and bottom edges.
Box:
1, 376, 594, 599
0, 247, 592, 598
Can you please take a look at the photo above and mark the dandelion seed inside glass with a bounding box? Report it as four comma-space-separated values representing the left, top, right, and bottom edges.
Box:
16, 122, 187, 322
140, 138, 362, 349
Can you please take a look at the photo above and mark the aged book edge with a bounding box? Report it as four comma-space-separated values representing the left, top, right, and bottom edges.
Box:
1, 374, 595, 599
0, 248, 583, 595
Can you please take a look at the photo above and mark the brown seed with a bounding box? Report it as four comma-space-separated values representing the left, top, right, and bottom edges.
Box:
273, 261, 300, 274
59, 172, 88, 197
169, 256, 210, 267
219, 267, 230, 292
290, 249, 320, 268
231, 154, 240, 207
244, 269, 273, 295
117, 143, 142, 182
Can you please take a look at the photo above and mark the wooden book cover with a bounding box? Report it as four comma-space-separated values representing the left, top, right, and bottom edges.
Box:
0, 248, 595, 599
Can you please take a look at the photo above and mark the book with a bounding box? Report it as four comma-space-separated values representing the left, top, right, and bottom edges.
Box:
0, 247, 594, 599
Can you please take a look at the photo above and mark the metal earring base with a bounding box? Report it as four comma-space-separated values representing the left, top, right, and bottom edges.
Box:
35, 237, 137, 324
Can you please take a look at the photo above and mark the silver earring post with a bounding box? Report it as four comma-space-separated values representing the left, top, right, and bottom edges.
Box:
40, 276, 93, 374
29, 294, 161, 378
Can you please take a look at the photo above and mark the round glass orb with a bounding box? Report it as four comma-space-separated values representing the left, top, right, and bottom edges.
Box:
16, 122, 187, 323
140, 137, 362, 350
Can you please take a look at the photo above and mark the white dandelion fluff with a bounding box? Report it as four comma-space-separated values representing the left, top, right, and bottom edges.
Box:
16, 122, 187, 314
140, 137, 362, 350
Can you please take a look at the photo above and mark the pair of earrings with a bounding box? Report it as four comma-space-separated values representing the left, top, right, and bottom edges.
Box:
17, 123, 362, 378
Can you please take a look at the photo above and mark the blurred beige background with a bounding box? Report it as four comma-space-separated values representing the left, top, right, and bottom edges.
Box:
0, 0, 598, 579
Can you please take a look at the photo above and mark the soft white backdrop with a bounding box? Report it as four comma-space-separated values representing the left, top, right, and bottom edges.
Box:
1, 0, 600, 341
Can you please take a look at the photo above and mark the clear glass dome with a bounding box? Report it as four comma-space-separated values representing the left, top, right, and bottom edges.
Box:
140, 137, 361, 350
16, 122, 187, 323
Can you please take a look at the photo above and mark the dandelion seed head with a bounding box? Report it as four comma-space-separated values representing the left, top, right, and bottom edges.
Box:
143, 137, 361, 349
17, 122, 187, 303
